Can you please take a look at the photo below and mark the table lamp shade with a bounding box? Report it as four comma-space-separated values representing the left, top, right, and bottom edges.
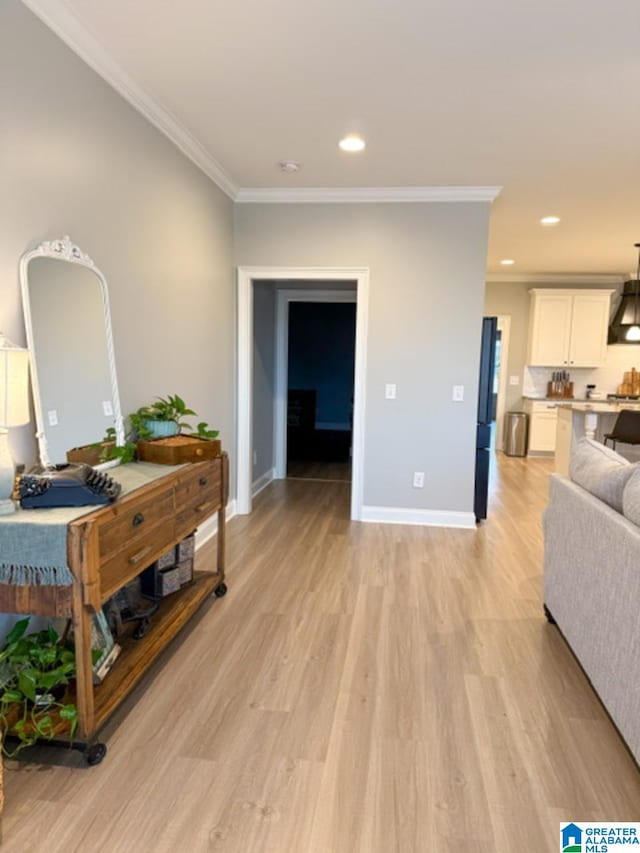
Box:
0, 335, 29, 428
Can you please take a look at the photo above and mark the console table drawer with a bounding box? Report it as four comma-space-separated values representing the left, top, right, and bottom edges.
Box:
99, 515, 177, 600
175, 462, 221, 536
97, 487, 175, 560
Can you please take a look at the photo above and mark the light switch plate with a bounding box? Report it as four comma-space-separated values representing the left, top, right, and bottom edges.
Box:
47, 410, 58, 426
452, 385, 464, 402
385, 384, 397, 400
102, 400, 113, 416
509, 375, 520, 386
413, 471, 425, 488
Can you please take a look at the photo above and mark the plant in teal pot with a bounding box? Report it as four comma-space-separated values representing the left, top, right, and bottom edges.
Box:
101, 394, 219, 464
136, 394, 196, 439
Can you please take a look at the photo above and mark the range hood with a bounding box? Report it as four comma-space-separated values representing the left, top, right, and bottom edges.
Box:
608, 279, 640, 344
609, 242, 640, 344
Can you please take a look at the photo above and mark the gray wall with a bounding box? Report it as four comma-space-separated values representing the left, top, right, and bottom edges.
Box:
1, 0, 234, 473
252, 283, 276, 481
235, 202, 491, 513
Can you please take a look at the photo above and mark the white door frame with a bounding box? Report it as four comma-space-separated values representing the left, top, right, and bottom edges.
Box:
237, 267, 369, 520
274, 289, 357, 480
494, 315, 511, 451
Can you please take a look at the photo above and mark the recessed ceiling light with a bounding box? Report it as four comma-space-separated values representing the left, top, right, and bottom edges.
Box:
279, 161, 301, 172
500, 259, 515, 266
540, 216, 561, 226
339, 135, 365, 152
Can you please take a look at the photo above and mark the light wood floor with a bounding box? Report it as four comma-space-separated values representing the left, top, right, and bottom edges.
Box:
3, 454, 639, 851
287, 460, 352, 481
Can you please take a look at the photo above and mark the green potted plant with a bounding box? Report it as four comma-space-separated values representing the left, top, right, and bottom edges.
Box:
99, 426, 136, 464
135, 395, 189, 438
99, 394, 219, 465
134, 394, 219, 440
0, 618, 79, 757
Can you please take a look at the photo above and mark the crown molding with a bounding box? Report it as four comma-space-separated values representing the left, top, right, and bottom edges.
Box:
235, 186, 502, 204
486, 272, 625, 285
21, 3, 502, 208
21, 0, 238, 199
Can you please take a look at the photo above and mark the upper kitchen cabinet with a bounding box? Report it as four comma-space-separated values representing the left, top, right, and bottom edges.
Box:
527, 289, 614, 367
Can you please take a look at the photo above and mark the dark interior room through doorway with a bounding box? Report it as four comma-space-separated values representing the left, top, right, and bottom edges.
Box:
286, 301, 356, 482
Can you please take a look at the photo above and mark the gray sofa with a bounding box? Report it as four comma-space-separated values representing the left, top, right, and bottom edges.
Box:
543, 438, 640, 763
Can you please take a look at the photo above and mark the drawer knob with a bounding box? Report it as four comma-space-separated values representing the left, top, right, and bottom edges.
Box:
132, 512, 145, 527
199, 478, 208, 487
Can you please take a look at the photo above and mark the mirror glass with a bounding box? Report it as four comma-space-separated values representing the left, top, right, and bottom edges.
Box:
20, 238, 123, 466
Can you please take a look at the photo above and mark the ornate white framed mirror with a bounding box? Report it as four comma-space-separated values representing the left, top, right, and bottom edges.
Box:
19, 236, 124, 467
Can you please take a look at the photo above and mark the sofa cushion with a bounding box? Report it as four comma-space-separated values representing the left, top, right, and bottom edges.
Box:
622, 466, 640, 525
569, 437, 635, 512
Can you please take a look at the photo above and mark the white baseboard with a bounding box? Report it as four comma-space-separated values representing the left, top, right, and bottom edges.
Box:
195, 499, 237, 550
252, 468, 275, 497
360, 505, 476, 529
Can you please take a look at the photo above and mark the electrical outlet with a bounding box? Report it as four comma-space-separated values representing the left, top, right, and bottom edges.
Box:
509, 375, 520, 386
102, 400, 113, 416
452, 385, 464, 402
413, 471, 425, 488
385, 383, 397, 400
47, 410, 58, 426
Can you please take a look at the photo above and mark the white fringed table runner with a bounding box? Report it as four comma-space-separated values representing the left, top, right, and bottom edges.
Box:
0, 462, 183, 586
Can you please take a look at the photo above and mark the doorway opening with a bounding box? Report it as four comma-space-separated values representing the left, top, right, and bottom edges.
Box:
280, 293, 356, 483
237, 267, 370, 520
493, 315, 511, 451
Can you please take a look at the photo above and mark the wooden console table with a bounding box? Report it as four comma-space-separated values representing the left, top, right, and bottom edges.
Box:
0, 453, 228, 763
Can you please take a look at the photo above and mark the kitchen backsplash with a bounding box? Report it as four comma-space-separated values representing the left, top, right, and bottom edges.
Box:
523, 344, 640, 398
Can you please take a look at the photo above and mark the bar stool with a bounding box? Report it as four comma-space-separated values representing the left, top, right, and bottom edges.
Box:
603, 410, 640, 451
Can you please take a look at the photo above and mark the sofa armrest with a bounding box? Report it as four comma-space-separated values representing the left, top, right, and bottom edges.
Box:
544, 473, 640, 761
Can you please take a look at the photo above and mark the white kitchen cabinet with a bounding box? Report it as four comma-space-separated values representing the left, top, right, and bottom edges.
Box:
527, 289, 613, 367
524, 400, 559, 453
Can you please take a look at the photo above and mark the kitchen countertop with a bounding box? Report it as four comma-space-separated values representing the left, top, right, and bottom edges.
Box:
523, 396, 597, 402
554, 401, 640, 413
523, 396, 640, 413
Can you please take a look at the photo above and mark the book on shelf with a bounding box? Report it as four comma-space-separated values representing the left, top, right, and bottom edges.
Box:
91, 610, 120, 685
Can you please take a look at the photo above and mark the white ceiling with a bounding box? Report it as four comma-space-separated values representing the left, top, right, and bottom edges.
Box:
25, 0, 640, 277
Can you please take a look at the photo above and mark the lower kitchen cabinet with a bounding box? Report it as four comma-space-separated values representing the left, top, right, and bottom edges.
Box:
524, 400, 559, 454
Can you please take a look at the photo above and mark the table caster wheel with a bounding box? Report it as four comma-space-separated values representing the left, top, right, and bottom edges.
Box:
214, 583, 228, 598
86, 742, 107, 766
133, 618, 150, 640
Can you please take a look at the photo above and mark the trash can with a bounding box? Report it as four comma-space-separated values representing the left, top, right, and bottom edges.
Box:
504, 411, 528, 457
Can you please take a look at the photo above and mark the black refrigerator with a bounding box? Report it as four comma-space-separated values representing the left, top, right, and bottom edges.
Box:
474, 316, 497, 522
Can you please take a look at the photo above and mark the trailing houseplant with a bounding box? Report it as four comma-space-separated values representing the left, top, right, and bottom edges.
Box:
0, 618, 79, 757
134, 394, 219, 440
98, 394, 219, 464
98, 427, 136, 465
100, 395, 218, 461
